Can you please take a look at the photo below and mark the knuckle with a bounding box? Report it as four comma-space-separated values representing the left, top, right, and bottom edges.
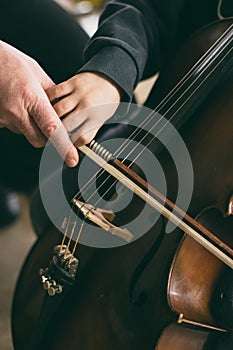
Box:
8, 124, 20, 134
31, 139, 46, 148
5, 111, 28, 133
78, 133, 92, 145
79, 97, 92, 110
54, 102, 67, 117
22, 85, 36, 102
54, 83, 67, 98
57, 84, 65, 94
16, 116, 28, 131
41, 121, 58, 137
7, 104, 22, 118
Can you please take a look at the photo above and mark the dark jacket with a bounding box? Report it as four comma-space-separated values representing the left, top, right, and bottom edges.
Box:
79, 0, 233, 101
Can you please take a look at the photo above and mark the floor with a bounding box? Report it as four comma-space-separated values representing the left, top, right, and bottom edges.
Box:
0, 195, 35, 350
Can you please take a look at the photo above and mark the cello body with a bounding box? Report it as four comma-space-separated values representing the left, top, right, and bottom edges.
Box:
12, 20, 233, 350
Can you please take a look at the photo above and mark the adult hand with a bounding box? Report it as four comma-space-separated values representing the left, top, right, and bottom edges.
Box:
0, 40, 78, 167
46, 72, 121, 159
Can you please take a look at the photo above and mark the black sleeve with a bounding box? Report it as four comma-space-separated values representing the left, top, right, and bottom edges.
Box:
78, 0, 187, 101
0, 0, 89, 82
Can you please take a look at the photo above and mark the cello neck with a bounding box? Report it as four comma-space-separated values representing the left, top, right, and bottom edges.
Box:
148, 22, 233, 133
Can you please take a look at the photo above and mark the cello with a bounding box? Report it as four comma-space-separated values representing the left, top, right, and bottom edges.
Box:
12, 18, 233, 350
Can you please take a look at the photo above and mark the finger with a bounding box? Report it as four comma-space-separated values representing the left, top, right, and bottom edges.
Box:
5, 124, 21, 134
71, 120, 103, 148
52, 95, 79, 118
0, 113, 20, 132
46, 81, 73, 103
62, 108, 88, 134
18, 117, 47, 148
39, 69, 55, 90
50, 123, 80, 167
27, 56, 55, 90
30, 93, 79, 167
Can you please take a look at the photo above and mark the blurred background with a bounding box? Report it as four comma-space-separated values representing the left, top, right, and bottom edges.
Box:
0, 1, 155, 349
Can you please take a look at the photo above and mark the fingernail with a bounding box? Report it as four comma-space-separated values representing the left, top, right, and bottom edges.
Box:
66, 148, 79, 167
68, 158, 78, 167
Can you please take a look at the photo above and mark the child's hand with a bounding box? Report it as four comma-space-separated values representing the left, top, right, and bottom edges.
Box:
46, 72, 121, 161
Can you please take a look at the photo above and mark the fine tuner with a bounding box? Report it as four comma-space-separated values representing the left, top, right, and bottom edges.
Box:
40, 244, 79, 297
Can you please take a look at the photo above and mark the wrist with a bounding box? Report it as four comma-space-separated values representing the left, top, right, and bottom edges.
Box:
91, 72, 122, 102
77, 46, 137, 103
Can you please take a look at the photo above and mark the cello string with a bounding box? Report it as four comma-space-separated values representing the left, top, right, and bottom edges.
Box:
71, 26, 233, 205
75, 37, 232, 219
113, 25, 233, 160
60, 214, 72, 251
71, 24, 232, 203
71, 220, 86, 258
65, 25, 233, 251
64, 220, 77, 257
68, 25, 233, 253
95, 43, 233, 208
67, 42, 233, 260
60, 204, 78, 251
124, 44, 233, 165
69, 24, 232, 222
110, 24, 233, 158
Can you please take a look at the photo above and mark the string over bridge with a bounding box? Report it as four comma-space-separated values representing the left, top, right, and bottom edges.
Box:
72, 198, 133, 242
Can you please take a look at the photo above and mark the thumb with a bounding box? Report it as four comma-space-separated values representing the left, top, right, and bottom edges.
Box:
30, 89, 79, 167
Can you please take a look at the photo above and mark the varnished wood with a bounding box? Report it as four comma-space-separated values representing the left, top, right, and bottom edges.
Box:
12, 19, 233, 350
113, 159, 233, 260
155, 324, 212, 350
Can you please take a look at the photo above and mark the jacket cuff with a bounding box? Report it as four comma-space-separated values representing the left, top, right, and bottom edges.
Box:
77, 46, 137, 102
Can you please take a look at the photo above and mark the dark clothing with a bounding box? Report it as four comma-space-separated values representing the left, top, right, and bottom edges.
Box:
79, 0, 233, 101
1, 3, 232, 348
0, 0, 88, 83
0, 0, 232, 190
0, 0, 89, 190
